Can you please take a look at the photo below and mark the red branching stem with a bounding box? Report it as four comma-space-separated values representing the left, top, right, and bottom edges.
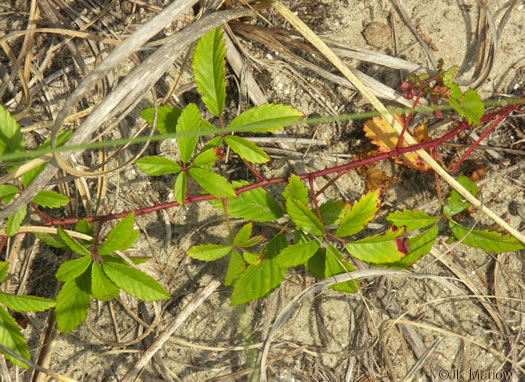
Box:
30, 202, 57, 225
242, 159, 266, 182
0, 236, 7, 254
449, 104, 518, 173
315, 169, 348, 198
308, 176, 323, 226
24, 107, 512, 231
396, 88, 425, 151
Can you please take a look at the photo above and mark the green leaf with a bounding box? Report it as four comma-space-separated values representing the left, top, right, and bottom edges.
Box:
0, 105, 24, 165
176, 103, 201, 163
242, 251, 261, 265
0, 185, 19, 203
0, 292, 55, 312
91, 262, 120, 301
442, 65, 458, 87
231, 259, 285, 305
460, 88, 484, 126
234, 223, 264, 248
381, 225, 438, 269
56, 256, 92, 282
274, 240, 319, 268
34, 232, 67, 249
55, 271, 91, 333
193, 148, 221, 167
346, 227, 406, 264
0, 307, 30, 368
229, 104, 303, 133
449, 221, 525, 253
325, 245, 359, 293
443, 176, 477, 217
192, 27, 226, 116
306, 248, 326, 279
173, 171, 187, 205
0, 262, 8, 282
32, 190, 69, 208
224, 250, 245, 286
386, 209, 440, 231
6, 206, 26, 237
140, 105, 182, 134
101, 254, 150, 266
318, 200, 344, 226
209, 186, 283, 222
23, 130, 72, 187
103, 262, 170, 301
187, 244, 232, 261
262, 233, 288, 259
286, 198, 324, 236
188, 167, 236, 197
75, 219, 94, 237
58, 226, 91, 256
98, 212, 140, 255
282, 174, 309, 205
335, 189, 380, 237
200, 136, 223, 153
136, 156, 181, 176
224, 135, 270, 163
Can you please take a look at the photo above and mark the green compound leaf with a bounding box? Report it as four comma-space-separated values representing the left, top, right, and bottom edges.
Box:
188, 167, 236, 198
0, 185, 19, 203
58, 226, 91, 256
386, 209, 440, 231
282, 174, 309, 205
379, 225, 438, 269
173, 171, 187, 205
233, 223, 264, 248
192, 27, 226, 116
209, 183, 283, 222
23, 130, 71, 187
136, 156, 181, 176
56, 255, 92, 282
449, 221, 525, 253
446, 88, 484, 126
187, 244, 232, 261
224, 135, 270, 164
91, 262, 120, 301
0, 307, 30, 368
346, 227, 406, 264
103, 262, 170, 301
0, 262, 7, 282
231, 259, 285, 305
325, 245, 359, 293
336, 189, 381, 237
176, 103, 202, 163
442, 65, 459, 88
274, 240, 319, 268
98, 212, 140, 255
444, 175, 477, 217
318, 200, 344, 226
0, 105, 24, 166
6, 206, 26, 237
193, 148, 221, 167
31, 190, 69, 208
140, 104, 182, 134
55, 271, 91, 334
0, 292, 55, 312
229, 104, 303, 133
224, 250, 245, 286
286, 198, 324, 236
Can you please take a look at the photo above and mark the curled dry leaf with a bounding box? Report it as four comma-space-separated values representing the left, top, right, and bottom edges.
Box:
363, 115, 431, 172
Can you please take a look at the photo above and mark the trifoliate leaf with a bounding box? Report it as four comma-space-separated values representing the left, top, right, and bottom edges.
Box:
193, 147, 222, 167
286, 198, 324, 236
55, 271, 91, 333
56, 256, 92, 282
